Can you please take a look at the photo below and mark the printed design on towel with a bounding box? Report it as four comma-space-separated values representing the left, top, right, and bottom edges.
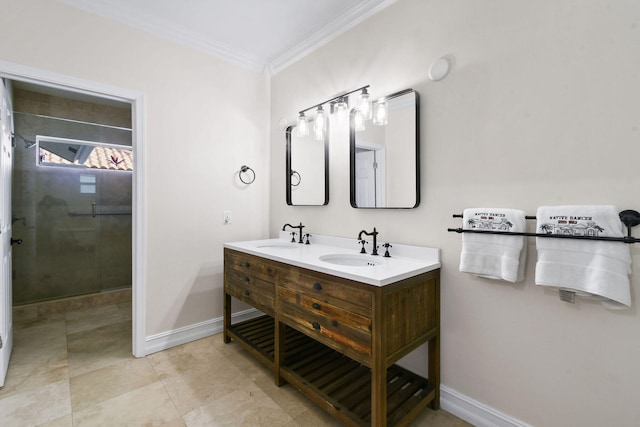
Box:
466, 212, 513, 231
538, 214, 605, 237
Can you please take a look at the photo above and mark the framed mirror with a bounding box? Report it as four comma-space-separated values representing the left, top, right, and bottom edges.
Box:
350, 88, 419, 209
286, 124, 329, 206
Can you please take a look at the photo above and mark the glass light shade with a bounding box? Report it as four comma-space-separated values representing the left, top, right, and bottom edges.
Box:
296, 112, 309, 137
353, 109, 365, 131
372, 100, 388, 126
314, 106, 326, 141
334, 97, 348, 123
358, 89, 372, 120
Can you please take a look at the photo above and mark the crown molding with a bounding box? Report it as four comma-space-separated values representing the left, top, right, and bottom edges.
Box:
61, 0, 397, 76
266, 0, 398, 75
60, 0, 265, 72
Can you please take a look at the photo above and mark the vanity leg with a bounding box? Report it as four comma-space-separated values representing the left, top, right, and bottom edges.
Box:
372, 293, 387, 427
428, 334, 440, 409
223, 292, 231, 344
429, 276, 441, 409
274, 318, 286, 387
371, 360, 387, 427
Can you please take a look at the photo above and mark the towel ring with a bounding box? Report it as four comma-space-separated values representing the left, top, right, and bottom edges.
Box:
290, 170, 301, 187
238, 165, 255, 184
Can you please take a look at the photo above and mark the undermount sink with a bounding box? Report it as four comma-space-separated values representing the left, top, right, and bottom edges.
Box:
319, 254, 385, 267
256, 243, 299, 249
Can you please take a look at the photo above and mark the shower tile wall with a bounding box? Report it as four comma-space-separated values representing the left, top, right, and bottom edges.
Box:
12, 88, 132, 305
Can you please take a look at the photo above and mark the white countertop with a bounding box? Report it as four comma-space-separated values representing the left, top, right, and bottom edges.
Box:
224, 232, 440, 286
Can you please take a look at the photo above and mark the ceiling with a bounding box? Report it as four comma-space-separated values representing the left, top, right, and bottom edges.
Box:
61, 0, 396, 74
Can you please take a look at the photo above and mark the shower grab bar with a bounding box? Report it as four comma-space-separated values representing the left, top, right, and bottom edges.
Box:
68, 211, 132, 217
448, 209, 640, 244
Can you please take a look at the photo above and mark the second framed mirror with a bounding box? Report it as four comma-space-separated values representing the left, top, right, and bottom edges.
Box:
350, 88, 419, 209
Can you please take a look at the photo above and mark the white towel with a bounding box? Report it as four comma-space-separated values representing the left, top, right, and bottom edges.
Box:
535, 205, 632, 308
459, 208, 527, 283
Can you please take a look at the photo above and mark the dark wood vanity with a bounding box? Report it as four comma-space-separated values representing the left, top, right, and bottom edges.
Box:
223, 247, 440, 426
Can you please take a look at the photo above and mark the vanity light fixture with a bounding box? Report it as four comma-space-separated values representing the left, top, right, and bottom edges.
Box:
372, 99, 388, 126
296, 112, 309, 137
295, 85, 376, 138
357, 87, 372, 120
314, 105, 326, 141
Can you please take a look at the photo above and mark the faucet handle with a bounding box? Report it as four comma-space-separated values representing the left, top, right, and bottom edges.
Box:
358, 239, 368, 254
290, 232, 297, 243
383, 243, 393, 258
305, 233, 312, 245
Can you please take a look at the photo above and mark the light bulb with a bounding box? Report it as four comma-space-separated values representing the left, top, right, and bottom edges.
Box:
296, 112, 309, 137
358, 88, 372, 120
372, 100, 388, 126
334, 97, 348, 123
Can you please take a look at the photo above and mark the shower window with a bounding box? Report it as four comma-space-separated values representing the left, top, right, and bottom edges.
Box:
37, 136, 133, 172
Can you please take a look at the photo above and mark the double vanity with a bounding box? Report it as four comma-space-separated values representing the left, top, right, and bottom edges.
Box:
223, 232, 441, 426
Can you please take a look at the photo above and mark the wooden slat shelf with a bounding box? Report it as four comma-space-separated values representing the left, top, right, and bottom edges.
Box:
229, 315, 435, 427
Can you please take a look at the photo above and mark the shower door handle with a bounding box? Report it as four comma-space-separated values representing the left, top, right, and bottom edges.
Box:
10, 238, 22, 245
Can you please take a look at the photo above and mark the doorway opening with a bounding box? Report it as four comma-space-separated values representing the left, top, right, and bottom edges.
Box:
0, 61, 145, 358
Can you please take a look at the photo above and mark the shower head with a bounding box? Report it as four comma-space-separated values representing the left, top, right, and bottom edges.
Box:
14, 133, 36, 149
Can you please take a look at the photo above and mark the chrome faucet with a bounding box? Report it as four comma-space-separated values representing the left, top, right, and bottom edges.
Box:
358, 227, 379, 255
282, 222, 305, 244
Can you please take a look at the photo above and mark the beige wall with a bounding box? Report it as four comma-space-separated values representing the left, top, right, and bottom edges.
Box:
0, 1, 270, 334
270, 0, 640, 426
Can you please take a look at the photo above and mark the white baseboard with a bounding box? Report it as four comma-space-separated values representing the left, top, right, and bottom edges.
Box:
145, 313, 529, 427
144, 308, 263, 355
441, 385, 531, 427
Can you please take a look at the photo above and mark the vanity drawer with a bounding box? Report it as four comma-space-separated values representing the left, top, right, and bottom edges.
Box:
278, 269, 372, 315
277, 286, 372, 359
277, 286, 371, 333
225, 269, 275, 313
224, 249, 280, 280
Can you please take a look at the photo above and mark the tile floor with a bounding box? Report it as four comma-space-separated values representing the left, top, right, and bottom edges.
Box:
1, 301, 472, 426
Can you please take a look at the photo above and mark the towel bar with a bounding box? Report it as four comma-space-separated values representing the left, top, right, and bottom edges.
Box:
448, 209, 640, 244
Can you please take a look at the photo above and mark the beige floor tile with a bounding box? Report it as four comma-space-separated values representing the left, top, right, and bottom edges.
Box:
287, 404, 342, 427
0, 379, 72, 426
0, 320, 69, 399
153, 352, 257, 416
254, 376, 316, 420
38, 414, 73, 427
183, 385, 295, 427
70, 356, 158, 412
66, 320, 132, 378
12, 304, 39, 324
117, 301, 132, 321
409, 408, 474, 426
73, 381, 185, 426
147, 335, 221, 380
64, 303, 127, 335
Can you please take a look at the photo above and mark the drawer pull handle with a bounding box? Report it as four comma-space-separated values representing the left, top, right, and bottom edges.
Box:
244, 290, 250, 296
244, 276, 250, 282
313, 282, 322, 291
243, 262, 250, 268
312, 322, 321, 330
312, 303, 321, 310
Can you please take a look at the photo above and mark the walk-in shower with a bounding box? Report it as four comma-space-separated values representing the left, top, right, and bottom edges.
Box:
11, 86, 132, 305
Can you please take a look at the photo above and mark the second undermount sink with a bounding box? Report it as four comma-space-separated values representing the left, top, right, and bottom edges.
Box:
319, 254, 385, 267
